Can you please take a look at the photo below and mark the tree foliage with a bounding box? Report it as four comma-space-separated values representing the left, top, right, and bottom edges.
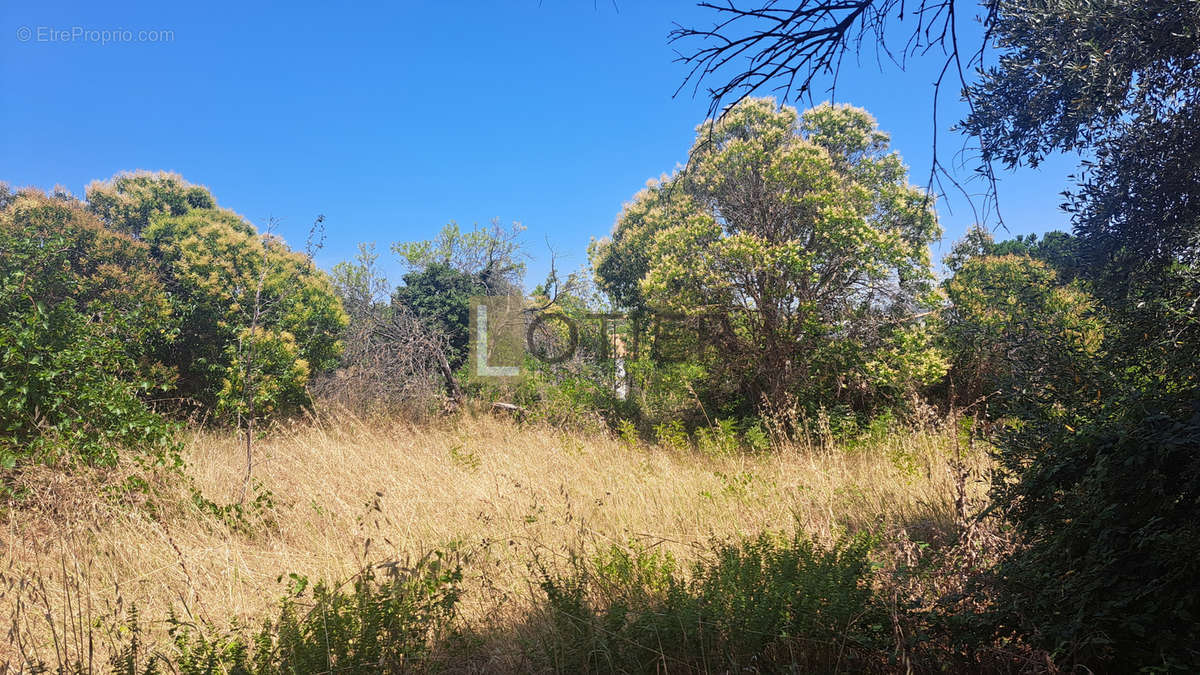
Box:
86, 170, 216, 236
943, 249, 1102, 409
958, 0, 1200, 666
965, 0, 1199, 172
143, 207, 347, 419
661, 1, 1200, 664
390, 221, 528, 372
392, 263, 482, 372
0, 190, 177, 467
392, 219, 525, 294
594, 98, 944, 415
331, 242, 392, 322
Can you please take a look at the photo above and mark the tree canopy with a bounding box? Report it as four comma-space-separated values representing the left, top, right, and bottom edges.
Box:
594, 98, 944, 414
0, 189, 177, 466
144, 207, 347, 418
86, 170, 216, 236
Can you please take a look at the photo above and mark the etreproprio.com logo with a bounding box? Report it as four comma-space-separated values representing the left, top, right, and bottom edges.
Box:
16, 25, 174, 44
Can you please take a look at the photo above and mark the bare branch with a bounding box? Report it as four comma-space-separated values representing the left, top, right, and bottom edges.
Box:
670, 0, 1004, 226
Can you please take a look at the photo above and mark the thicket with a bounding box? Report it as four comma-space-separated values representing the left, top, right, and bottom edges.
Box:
18, 526, 1006, 674
960, 0, 1200, 667
0, 174, 347, 477
0, 190, 179, 471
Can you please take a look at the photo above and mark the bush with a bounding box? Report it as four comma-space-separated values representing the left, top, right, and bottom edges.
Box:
991, 399, 1200, 669
113, 552, 463, 674
530, 531, 888, 673
0, 190, 178, 468
82, 171, 348, 424
943, 252, 1103, 411
142, 207, 347, 421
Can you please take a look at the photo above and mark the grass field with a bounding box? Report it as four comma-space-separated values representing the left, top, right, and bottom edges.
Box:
3, 411, 995, 671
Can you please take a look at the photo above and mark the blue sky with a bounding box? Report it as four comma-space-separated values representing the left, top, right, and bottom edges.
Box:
1, 1, 1080, 288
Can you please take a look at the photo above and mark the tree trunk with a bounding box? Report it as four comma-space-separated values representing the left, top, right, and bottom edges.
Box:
435, 349, 464, 405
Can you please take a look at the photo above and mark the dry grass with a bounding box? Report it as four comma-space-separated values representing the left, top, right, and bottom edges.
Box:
1, 409, 990, 668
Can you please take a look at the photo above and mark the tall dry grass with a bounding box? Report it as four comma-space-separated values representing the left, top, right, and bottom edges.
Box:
1, 410, 990, 669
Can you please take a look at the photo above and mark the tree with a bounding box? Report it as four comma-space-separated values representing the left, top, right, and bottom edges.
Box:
943, 251, 1102, 409
331, 243, 392, 322
390, 221, 528, 373
82, 171, 349, 422
961, 0, 1199, 357
593, 98, 944, 416
669, 2, 1200, 665
86, 170, 216, 236
0, 190, 176, 467
142, 207, 347, 420
392, 219, 526, 295
392, 263, 482, 373
964, 0, 1199, 377
945, 224, 1081, 281
956, 0, 1200, 665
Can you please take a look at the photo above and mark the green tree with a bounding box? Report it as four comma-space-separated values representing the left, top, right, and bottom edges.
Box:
945, 224, 1081, 282
943, 252, 1102, 409
665, 0, 1199, 666
390, 221, 528, 372
961, 0, 1200, 666
80, 171, 348, 422
86, 170, 216, 236
330, 242, 392, 322
990, 231, 1081, 282
0, 190, 177, 467
142, 207, 347, 420
593, 99, 945, 416
392, 219, 526, 295
391, 263, 480, 371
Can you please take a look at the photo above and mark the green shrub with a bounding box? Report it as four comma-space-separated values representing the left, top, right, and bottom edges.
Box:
943, 251, 1103, 412
696, 418, 741, 456
531, 530, 888, 673
83, 171, 349, 423
652, 419, 689, 452
158, 552, 462, 674
142, 207, 347, 421
0, 190, 178, 468
503, 363, 623, 433
990, 401, 1200, 669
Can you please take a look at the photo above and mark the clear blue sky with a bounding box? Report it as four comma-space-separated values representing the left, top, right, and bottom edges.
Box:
2, 1, 1079, 287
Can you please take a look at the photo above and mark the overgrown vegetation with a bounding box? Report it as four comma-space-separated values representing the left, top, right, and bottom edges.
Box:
14, 549, 463, 674
4, 415, 1001, 673
591, 100, 944, 425
528, 532, 889, 673
4, 0, 1199, 669
0, 190, 179, 470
